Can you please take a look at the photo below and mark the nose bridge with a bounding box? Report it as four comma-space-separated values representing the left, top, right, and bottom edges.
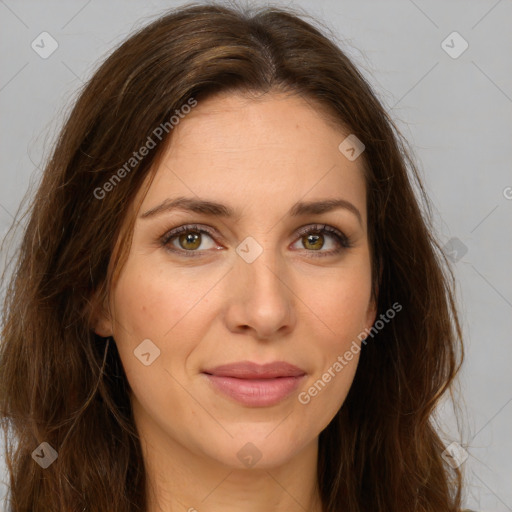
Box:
235, 233, 285, 298
226, 233, 294, 336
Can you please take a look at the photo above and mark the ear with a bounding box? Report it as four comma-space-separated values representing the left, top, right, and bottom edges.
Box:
89, 288, 113, 337
364, 256, 382, 329
365, 294, 378, 331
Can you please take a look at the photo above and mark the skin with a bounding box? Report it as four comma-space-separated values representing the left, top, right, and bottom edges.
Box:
94, 90, 377, 512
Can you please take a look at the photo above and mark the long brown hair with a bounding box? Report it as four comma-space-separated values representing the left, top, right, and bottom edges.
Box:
0, 2, 464, 511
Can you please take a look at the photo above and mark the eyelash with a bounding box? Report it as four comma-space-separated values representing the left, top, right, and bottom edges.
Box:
159, 223, 353, 258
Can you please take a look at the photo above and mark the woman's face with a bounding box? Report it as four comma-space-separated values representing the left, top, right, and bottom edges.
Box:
95, 91, 376, 470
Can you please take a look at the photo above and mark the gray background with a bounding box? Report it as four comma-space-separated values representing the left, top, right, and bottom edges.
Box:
1, 0, 511, 510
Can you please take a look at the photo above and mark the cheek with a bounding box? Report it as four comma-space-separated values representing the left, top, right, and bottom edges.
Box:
297, 342, 360, 431
109, 267, 194, 428
304, 266, 372, 339
108, 263, 186, 385
295, 266, 371, 419
109, 257, 221, 394
111, 260, 202, 341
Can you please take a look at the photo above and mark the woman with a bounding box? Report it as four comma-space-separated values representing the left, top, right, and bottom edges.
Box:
0, 2, 471, 511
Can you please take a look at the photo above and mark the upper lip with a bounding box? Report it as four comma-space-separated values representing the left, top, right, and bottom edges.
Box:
202, 361, 306, 379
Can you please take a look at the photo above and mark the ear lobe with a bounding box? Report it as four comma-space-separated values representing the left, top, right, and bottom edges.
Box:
93, 311, 113, 337
365, 275, 379, 331
367, 260, 381, 329
89, 289, 113, 337
366, 297, 378, 331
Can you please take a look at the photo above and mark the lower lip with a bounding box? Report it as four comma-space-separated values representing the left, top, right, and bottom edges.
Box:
203, 374, 305, 407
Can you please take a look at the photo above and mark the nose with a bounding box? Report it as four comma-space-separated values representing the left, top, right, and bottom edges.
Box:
223, 243, 295, 340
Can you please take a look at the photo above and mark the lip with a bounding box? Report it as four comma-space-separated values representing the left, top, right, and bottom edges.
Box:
202, 361, 306, 407
203, 361, 306, 379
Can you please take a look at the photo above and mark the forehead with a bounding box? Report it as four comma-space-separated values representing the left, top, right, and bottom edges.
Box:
138, 91, 367, 223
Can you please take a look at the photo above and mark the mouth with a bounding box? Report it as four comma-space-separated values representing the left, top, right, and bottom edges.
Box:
201, 360, 306, 407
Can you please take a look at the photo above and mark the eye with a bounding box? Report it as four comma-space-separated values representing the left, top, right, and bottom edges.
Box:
159, 223, 353, 258
291, 224, 353, 257
160, 224, 220, 257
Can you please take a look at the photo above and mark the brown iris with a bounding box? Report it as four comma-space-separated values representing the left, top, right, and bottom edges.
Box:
178, 231, 202, 250
302, 232, 324, 251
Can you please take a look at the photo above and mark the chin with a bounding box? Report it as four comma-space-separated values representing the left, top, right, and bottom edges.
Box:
200, 431, 313, 471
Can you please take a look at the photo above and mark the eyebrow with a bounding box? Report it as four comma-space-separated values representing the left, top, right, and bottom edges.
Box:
139, 196, 362, 226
